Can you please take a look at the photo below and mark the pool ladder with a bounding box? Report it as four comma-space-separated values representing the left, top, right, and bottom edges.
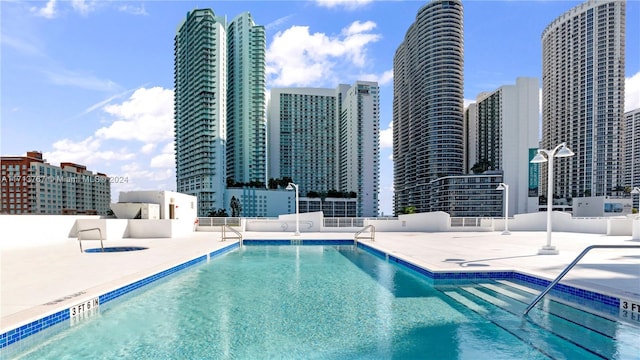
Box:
221, 225, 243, 247
77, 227, 104, 253
354, 225, 375, 246
523, 244, 640, 316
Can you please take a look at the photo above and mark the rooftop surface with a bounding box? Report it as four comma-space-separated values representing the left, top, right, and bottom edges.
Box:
2, 230, 639, 333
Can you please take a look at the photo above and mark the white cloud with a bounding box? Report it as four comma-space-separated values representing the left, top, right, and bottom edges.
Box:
343, 20, 376, 36
358, 69, 393, 86
116, 162, 174, 193
626, 71, 640, 112
380, 121, 393, 149
46, 87, 175, 184
150, 142, 175, 168
118, 4, 148, 16
30, 0, 57, 19
267, 21, 381, 87
141, 143, 156, 154
43, 68, 120, 92
265, 14, 294, 31
30, 0, 99, 18
463, 98, 475, 109
1, 34, 42, 55
45, 136, 135, 168
76, 87, 137, 117
378, 70, 393, 86
150, 153, 174, 169
113, 163, 156, 194
315, 0, 373, 10
44, 86, 175, 200
71, 0, 97, 16
96, 87, 174, 143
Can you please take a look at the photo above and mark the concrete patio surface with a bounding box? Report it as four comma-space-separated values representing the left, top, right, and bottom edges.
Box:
2, 230, 639, 334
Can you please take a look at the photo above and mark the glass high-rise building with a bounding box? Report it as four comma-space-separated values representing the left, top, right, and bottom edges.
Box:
268, 87, 340, 197
541, 0, 625, 199
624, 108, 640, 202
174, 9, 266, 216
226, 12, 267, 186
268, 81, 380, 217
392, 0, 464, 214
174, 9, 228, 216
339, 82, 380, 217
469, 77, 540, 216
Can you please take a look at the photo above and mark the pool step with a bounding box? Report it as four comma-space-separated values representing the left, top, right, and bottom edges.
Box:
439, 281, 631, 359
481, 281, 619, 339
471, 283, 619, 358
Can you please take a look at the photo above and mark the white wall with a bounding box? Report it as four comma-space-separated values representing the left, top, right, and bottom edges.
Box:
367, 212, 451, 232
224, 188, 293, 217
0, 214, 202, 249
507, 211, 609, 233
606, 218, 632, 236
3, 210, 636, 249
574, 196, 633, 217
127, 220, 171, 238
632, 218, 640, 240
245, 211, 324, 232
118, 190, 197, 221
0, 215, 99, 249
74, 219, 129, 240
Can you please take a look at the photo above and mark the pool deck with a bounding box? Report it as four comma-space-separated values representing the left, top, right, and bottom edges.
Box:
2, 230, 639, 334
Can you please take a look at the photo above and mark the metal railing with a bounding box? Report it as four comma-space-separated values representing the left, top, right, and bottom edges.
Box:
323, 217, 396, 228
354, 225, 375, 244
198, 217, 242, 227
77, 227, 104, 253
450, 217, 493, 227
221, 225, 243, 246
523, 244, 640, 316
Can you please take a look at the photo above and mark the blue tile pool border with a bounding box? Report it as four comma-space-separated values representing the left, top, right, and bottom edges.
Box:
0, 242, 239, 349
1, 240, 625, 350
242, 239, 353, 246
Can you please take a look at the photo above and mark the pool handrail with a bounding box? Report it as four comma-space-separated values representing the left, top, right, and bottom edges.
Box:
354, 225, 375, 245
221, 224, 243, 246
523, 244, 640, 316
77, 227, 104, 253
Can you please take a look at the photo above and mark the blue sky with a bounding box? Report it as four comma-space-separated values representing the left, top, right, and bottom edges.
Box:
1, 0, 639, 216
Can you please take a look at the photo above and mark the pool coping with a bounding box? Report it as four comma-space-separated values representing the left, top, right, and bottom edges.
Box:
0, 239, 631, 350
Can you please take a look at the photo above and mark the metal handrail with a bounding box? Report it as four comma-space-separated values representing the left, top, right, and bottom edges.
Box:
221, 224, 243, 246
77, 227, 104, 253
354, 225, 375, 245
523, 244, 640, 316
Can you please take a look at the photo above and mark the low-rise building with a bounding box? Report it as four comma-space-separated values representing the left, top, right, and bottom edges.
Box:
1, 151, 110, 215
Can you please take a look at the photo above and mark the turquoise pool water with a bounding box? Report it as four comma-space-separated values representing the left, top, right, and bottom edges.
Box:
7, 245, 640, 359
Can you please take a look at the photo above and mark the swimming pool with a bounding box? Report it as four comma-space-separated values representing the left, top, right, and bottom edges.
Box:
4, 244, 640, 359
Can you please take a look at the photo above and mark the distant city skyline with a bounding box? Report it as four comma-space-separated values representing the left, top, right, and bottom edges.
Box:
1, 0, 639, 215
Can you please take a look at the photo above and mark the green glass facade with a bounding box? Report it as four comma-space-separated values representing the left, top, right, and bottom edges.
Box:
226, 12, 267, 186
174, 9, 227, 216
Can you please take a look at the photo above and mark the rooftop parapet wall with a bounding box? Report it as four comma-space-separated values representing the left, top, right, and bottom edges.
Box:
2, 212, 637, 249
0, 215, 199, 249
0, 215, 99, 249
